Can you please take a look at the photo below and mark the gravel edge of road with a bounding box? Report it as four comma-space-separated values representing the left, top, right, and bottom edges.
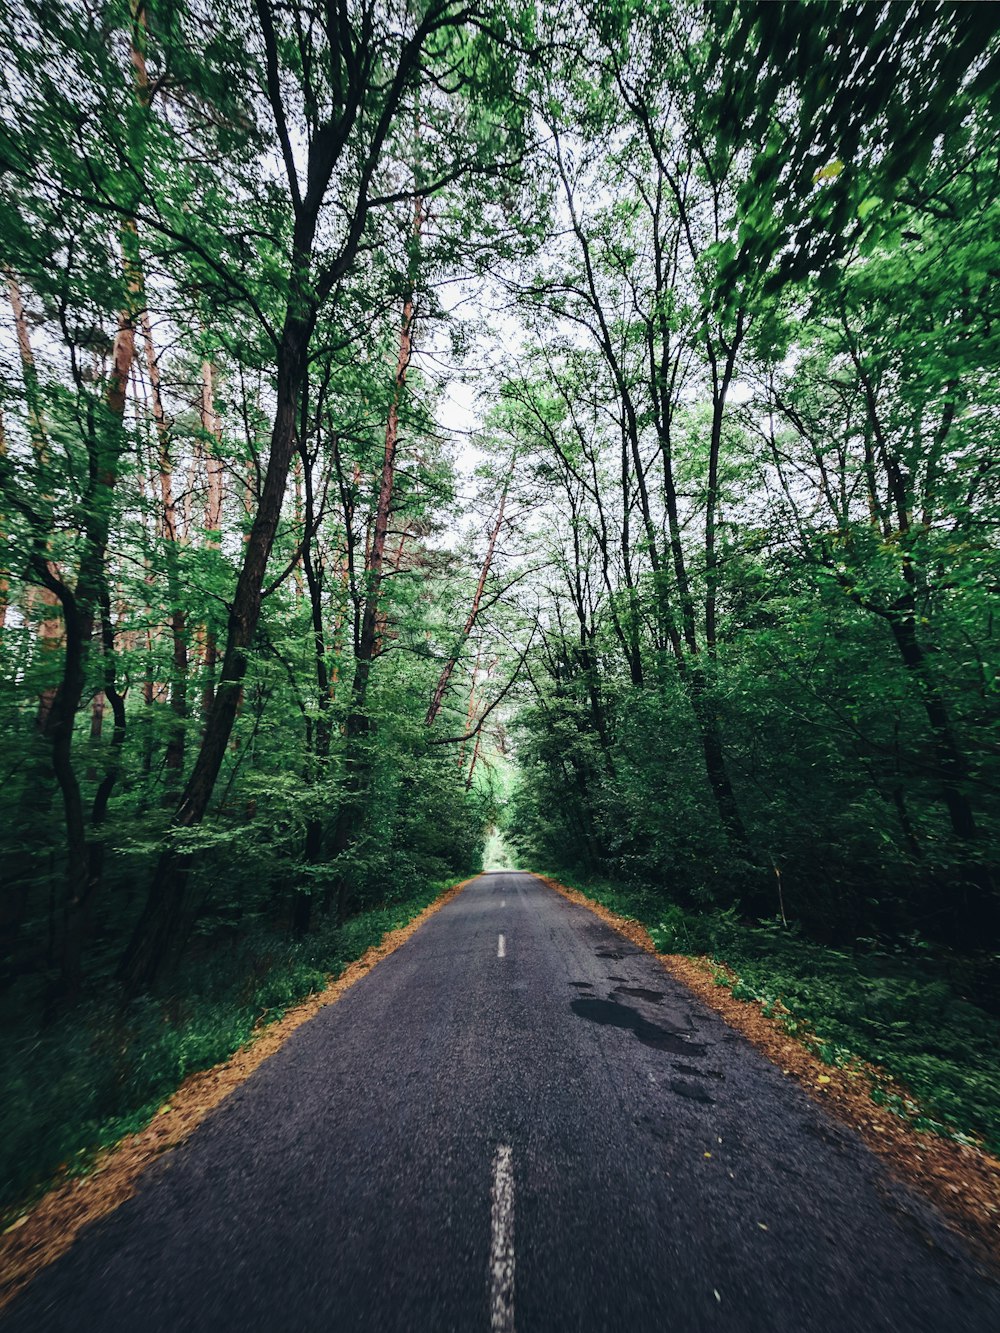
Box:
0, 875, 477, 1312
535, 873, 1000, 1272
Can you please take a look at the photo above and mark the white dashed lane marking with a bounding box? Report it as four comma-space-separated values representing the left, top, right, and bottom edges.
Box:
490, 1145, 515, 1332
497, 933, 506, 959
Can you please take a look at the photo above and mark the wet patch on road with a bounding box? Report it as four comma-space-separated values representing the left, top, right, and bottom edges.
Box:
669, 1078, 715, 1104
612, 986, 665, 1004
674, 1063, 724, 1080
570, 997, 706, 1056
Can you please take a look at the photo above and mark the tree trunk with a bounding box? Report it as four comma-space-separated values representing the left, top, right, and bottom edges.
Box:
885, 597, 995, 937
47, 256, 136, 1003
199, 358, 225, 714
5, 270, 63, 725
887, 603, 977, 842
465, 731, 483, 791
296, 442, 332, 934
687, 662, 750, 852
329, 199, 423, 919
0, 405, 7, 634
139, 305, 188, 789
118, 316, 311, 992
426, 480, 507, 725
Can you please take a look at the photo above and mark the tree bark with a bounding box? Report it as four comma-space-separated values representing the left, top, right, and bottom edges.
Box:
296, 435, 333, 935
887, 600, 977, 842
199, 358, 225, 713
118, 315, 311, 990
139, 306, 188, 787
426, 479, 507, 725
46, 240, 137, 1002
5, 270, 63, 726
330, 201, 422, 917
0, 405, 7, 635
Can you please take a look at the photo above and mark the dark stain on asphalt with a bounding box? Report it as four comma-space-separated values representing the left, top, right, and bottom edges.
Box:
613, 986, 665, 1004
570, 997, 706, 1056
569, 981, 594, 989
669, 1079, 715, 1104
674, 1063, 724, 1080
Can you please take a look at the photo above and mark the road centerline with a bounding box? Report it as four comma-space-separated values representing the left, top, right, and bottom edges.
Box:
490, 1144, 515, 1333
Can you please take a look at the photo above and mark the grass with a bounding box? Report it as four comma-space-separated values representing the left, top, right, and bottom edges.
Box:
0, 880, 455, 1223
539, 870, 1000, 1155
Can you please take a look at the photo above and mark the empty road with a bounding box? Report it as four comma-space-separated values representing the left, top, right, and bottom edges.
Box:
3, 871, 998, 1332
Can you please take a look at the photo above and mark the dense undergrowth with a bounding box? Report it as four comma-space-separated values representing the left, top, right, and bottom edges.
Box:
541, 871, 1000, 1157
0, 879, 458, 1222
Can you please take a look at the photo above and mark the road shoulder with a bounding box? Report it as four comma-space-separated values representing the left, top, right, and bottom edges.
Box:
535, 872, 1000, 1271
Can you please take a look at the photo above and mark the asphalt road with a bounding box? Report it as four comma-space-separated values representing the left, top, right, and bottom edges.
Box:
4, 871, 998, 1332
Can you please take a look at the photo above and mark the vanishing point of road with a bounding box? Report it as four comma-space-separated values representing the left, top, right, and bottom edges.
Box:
3, 872, 998, 1333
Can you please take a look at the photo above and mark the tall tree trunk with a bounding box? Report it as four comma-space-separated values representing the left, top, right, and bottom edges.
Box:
128, 0, 186, 788
330, 201, 423, 918
139, 306, 188, 789
426, 479, 507, 725
296, 441, 332, 935
85, 580, 127, 929
703, 322, 742, 658
884, 590, 994, 937
199, 358, 225, 714
45, 234, 138, 1003
118, 314, 312, 991
888, 599, 977, 842
457, 647, 481, 774
464, 731, 483, 791
0, 405, 7, 635
5, 270, 63, 727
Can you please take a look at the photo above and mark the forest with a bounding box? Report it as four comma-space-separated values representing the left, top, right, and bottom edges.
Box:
0, 0, 998, 1214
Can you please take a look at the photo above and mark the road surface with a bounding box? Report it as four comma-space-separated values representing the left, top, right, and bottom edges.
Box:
3, 871, 998, 1332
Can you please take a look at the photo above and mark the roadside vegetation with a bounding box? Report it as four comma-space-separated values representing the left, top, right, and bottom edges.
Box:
534, 872, 1000, 1156
0, 879, 465, 1220
1, 0, 997, 1229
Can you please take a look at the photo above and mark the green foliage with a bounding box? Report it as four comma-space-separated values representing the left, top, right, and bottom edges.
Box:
504, 0, 999, 956
715, 945, 1000, 1155
1, 0, 998, 1225
0, 879, 453, 1220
